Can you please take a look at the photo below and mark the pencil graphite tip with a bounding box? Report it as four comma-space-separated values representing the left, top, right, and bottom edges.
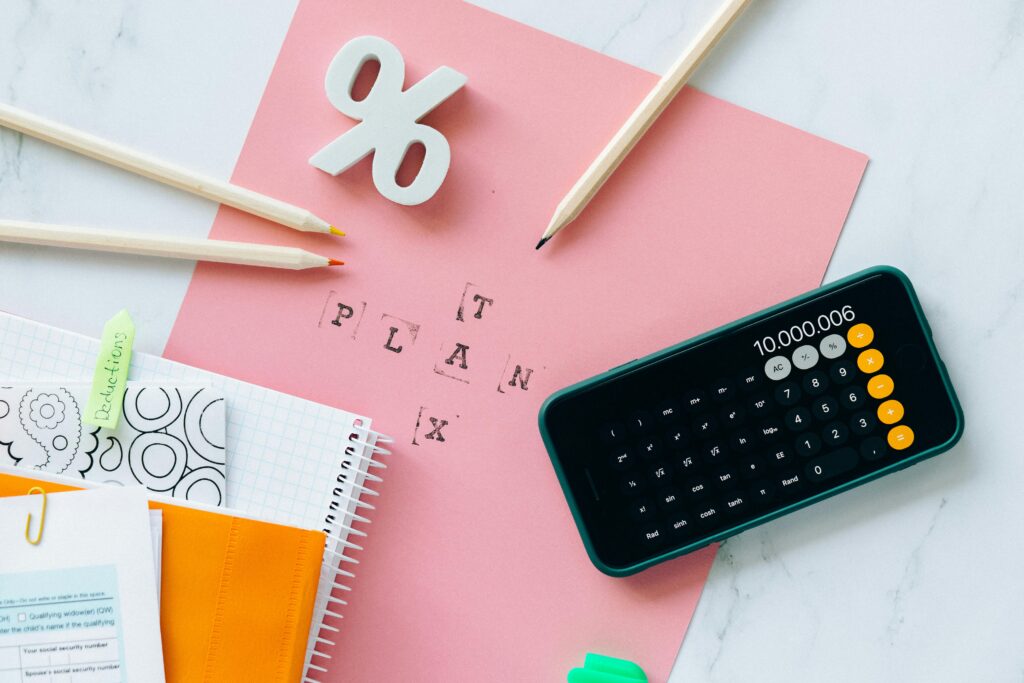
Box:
328, 258, 345, 266
535, 237, 549, 250
329, 226, 346, 237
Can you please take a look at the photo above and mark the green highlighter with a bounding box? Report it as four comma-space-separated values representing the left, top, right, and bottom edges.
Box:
568, 653, 647, 683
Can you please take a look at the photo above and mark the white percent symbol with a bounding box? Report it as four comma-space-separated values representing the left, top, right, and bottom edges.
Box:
309, 36, 467, 206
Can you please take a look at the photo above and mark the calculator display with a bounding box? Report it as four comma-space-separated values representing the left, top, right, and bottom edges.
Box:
539, 268, 962, 576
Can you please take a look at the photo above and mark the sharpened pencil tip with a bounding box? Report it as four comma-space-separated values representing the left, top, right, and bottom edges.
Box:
535, 237, 549, 250
329, 226, 346, 237
328, 259, 345, 266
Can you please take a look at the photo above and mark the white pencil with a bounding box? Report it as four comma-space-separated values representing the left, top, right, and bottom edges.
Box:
0, 220, 344, 270
0, 102, 343, 238
537, 0, 753, 249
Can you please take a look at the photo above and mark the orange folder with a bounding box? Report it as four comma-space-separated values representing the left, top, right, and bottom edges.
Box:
0, 471, 325, 682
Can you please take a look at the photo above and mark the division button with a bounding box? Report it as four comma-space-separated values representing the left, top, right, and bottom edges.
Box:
877, 399, 905, 425
792, 344, 820, 370
765, 355, 792, 381
867, 373, 895, 399
819, 333, 847, 359
847, 323, 875, 348
857, 348, 885, 374
888, 425, 915, 450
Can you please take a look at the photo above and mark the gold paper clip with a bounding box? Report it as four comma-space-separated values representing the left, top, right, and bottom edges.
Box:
25, 486, 47, 545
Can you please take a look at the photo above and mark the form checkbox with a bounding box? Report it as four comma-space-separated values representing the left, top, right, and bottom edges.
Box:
17, 613, 25, 622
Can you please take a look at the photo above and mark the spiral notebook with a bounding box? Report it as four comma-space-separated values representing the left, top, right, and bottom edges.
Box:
0, 310, 391, 681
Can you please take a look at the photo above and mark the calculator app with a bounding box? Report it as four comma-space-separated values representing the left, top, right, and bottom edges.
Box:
541, 270, 961, 575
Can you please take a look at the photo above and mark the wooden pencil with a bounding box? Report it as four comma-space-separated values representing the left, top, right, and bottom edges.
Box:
0, 102, 343, 237
0, 220, 343, 270
537, 0, 753, 249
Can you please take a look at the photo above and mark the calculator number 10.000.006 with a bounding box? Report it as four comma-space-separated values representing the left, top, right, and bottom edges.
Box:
752, 306, 855, 357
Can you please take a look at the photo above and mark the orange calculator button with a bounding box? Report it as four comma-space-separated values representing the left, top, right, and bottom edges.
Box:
857, 348, 884, 374
877, 399, 904, 424
888, 425, 915, 450
868, 374, 894, 399
847, 323, 874, 348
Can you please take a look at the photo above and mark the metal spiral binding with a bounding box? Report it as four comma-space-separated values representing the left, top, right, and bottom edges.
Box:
303, 425, 393, 682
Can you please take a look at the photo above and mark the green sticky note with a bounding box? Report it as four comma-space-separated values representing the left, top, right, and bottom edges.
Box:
83, 309, 135, 429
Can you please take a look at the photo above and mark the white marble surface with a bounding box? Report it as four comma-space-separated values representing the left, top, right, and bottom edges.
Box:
1, 1, 1021, 680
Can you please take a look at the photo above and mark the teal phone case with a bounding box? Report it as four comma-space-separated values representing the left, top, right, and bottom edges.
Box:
539, 266, 964, 577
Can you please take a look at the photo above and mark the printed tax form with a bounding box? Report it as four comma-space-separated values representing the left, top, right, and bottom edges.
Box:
0, 486, 165, 683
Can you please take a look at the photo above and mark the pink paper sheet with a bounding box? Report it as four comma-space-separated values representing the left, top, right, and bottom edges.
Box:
166, 1, 867, 680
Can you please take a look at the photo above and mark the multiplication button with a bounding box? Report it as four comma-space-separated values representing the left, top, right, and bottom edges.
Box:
765, 355, 792, 380
857, 349, 884, 374
792, 344, 819, 370
819, 333, 847, 359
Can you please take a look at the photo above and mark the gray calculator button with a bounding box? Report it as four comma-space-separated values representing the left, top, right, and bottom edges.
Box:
819, 333, 846, 359
792, 344, 819, 370
764, 355, 792, 380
